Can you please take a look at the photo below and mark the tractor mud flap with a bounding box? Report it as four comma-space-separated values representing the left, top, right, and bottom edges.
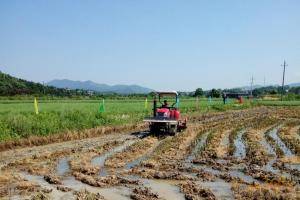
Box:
143, 118, 178, 125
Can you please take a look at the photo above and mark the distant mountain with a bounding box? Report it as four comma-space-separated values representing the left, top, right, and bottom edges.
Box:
47, 79, 153, 94
0, 71, 74, 96
236, 82, 300, 91
289, 82, 300, 87
237, 85, 265, 91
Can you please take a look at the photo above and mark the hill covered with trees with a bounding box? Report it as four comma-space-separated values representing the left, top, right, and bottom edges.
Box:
0, 71, 92, 96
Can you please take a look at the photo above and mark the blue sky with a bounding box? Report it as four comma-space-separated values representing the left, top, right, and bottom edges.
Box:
0, 0, 299, 91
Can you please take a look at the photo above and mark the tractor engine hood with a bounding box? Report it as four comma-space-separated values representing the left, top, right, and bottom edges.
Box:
156, 108, 170, 118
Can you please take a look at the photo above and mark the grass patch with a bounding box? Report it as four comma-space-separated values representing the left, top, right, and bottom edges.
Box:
0, 98, 298, 142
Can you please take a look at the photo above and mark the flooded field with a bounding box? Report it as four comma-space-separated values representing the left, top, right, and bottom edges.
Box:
0, 107, 299, 200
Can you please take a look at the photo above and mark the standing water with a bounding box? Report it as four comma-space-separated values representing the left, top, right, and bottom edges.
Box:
233, 130, 246, 159
197, 179, 234, 200
259, 130, 279, 174
186, 132, 209, 162
63, 176, 131, 200
124, 139, 162, 170
91, 140, 135, 176
268, 128, 293, 156
20, 172, 73, 200
56, 157, 70, 176
141, 179, 185, 200
259, 130, 276, 156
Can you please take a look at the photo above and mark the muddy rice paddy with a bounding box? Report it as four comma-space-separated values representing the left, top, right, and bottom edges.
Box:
0, 107, 299, 200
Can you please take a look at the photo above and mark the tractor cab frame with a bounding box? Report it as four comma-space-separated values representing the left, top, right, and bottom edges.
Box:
143, 91, 187, 135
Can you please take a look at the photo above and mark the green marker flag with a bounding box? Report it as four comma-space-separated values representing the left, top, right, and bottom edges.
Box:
99, 99, 105, 113
34, 97, 39, 114
175, 97, 179, 108
208, 96, 212, 103
144, 98, 148, 109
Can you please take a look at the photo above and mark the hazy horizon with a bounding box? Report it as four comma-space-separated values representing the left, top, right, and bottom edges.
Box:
1, 1, 299, 91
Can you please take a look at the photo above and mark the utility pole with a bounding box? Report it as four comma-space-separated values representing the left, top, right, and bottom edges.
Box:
281, 60, 287, 101
42, 81, 45, 95
250, 75, 254, 97
263, 76, 266, 87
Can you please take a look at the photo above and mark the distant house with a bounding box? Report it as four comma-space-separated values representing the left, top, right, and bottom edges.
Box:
226, 92, 249, 99
87, 90, 94, 96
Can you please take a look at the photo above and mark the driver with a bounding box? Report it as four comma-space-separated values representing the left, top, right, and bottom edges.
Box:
162, 100, 168, 108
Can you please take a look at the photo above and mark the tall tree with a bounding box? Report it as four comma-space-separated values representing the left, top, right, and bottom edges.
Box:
194, 88, 204, 97
210, 88, 221, 98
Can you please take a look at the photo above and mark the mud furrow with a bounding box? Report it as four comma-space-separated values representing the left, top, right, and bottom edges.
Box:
216, 130, 230, 159
0, 133, 134, 170
105, 137, 158, 168
267, 127, 293, 157
91, 140, 136, 176
278, 123, 300, 156
232, 182, 298, 200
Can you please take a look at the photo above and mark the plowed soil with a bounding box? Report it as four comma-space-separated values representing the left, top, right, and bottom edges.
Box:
0, 107, 299, 200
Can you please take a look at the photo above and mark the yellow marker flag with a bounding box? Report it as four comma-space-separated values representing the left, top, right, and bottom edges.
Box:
144, 98, 148, 109
34, 97, 39, 114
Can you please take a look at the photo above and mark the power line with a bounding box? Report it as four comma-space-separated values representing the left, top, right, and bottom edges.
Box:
281, 60, 287, 101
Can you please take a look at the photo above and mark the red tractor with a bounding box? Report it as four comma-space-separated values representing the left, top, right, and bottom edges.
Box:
143, 91, 187, 135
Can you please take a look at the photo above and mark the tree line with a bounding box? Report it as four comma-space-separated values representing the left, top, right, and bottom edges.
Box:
184, 86, 300, 99
1, 71, 299, 99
